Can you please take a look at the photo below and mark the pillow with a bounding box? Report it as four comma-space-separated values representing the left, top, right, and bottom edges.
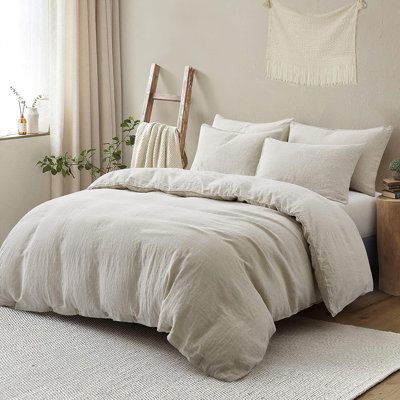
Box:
213, 114, 293, 141
289, 122, 392, 196
256, 139, 364, 203
191, 124, 284, 176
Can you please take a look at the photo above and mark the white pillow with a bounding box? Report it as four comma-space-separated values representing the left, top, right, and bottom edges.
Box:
191, 124, 284, 176
256, 139, 364, 203
289, 122, 392, 196
213, 114, 293, 141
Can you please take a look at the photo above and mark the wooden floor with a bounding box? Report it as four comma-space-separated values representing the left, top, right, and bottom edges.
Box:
301, 290, 400, 399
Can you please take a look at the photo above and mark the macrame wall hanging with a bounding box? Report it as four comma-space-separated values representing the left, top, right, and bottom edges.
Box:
264, 0, 366, 86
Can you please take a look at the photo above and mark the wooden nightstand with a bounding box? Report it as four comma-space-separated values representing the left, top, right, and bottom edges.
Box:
377, 196, 400, 295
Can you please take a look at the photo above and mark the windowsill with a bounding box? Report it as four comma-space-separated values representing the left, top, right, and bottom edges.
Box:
0, 132, 50, 141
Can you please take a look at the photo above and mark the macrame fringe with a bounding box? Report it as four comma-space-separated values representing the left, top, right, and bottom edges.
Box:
265, 59, 357, 87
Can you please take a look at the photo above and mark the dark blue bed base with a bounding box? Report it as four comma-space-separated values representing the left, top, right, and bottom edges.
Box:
363, 235, 379, 282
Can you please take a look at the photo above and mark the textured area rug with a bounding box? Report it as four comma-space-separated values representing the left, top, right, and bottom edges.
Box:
1, 308, 400, 400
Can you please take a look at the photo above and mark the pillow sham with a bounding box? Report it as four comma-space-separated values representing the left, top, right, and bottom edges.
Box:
256, 139, 364, 203
289, 122, 392, 196
213, 114, 293, 141
191, 124, 283, 176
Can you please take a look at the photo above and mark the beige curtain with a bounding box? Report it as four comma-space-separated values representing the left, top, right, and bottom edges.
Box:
49, 0, 122, 197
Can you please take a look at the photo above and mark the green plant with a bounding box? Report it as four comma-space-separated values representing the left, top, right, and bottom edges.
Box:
389, 159, 400, 174
37, 116, 139, 178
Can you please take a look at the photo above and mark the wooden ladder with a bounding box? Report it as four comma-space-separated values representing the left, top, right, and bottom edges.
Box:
141, 63, 195, 167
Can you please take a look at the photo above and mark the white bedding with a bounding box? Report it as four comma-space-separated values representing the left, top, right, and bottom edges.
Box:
0, 169, 373, 381
337, 191, 379, 238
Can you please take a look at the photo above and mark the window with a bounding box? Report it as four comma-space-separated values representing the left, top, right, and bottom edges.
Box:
0, 0, 49, 135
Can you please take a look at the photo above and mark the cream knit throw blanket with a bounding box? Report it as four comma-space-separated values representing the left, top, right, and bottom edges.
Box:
131, 122, 183, 168
266, 0, 363, 86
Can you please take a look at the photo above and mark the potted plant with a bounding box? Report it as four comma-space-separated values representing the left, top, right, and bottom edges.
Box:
37, 116, 139, 178
389, 159, 400, 180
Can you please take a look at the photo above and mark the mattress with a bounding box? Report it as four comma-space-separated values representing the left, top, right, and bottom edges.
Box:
338, 191, 379, 238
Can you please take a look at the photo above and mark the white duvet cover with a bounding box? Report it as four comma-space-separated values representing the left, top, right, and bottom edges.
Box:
0, 168, 373, 381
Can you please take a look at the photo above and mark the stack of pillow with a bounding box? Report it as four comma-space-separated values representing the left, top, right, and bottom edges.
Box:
191, 115, 392, 204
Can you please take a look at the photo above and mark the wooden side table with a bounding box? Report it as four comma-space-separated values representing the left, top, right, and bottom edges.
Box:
377, 196, 400, 295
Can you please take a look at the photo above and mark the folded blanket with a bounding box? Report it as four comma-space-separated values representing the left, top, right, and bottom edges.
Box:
131, 122, 183, 168
0, 168, 372, 381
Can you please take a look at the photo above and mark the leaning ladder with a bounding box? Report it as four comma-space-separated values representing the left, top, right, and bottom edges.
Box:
140, 63, 195, 167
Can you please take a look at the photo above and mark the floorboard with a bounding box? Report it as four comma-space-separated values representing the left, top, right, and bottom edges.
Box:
301, 291, 400, 399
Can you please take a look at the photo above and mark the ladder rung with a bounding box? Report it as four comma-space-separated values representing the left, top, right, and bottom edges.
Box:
153, 94, 181, 102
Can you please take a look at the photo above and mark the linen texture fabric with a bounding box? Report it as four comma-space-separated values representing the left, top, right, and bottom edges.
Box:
191, 124, 283, 175
256, 138, 364, 203
289, 122, 392, 196
49, 0, 122, 196
212, 114, 293, 141
0, 168, 372, 381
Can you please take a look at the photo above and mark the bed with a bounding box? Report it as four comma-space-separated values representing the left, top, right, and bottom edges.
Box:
0, 116, 390, 381
0, 168, 373, 381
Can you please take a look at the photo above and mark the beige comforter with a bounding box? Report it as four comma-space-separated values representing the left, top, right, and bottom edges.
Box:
0, 168, 372, 381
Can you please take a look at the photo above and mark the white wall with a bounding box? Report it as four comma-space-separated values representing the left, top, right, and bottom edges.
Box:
120, 0, 400, 187
0, 136, 51, 245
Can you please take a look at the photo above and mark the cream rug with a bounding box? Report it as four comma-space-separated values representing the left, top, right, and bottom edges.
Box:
1, 308, 400, 400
